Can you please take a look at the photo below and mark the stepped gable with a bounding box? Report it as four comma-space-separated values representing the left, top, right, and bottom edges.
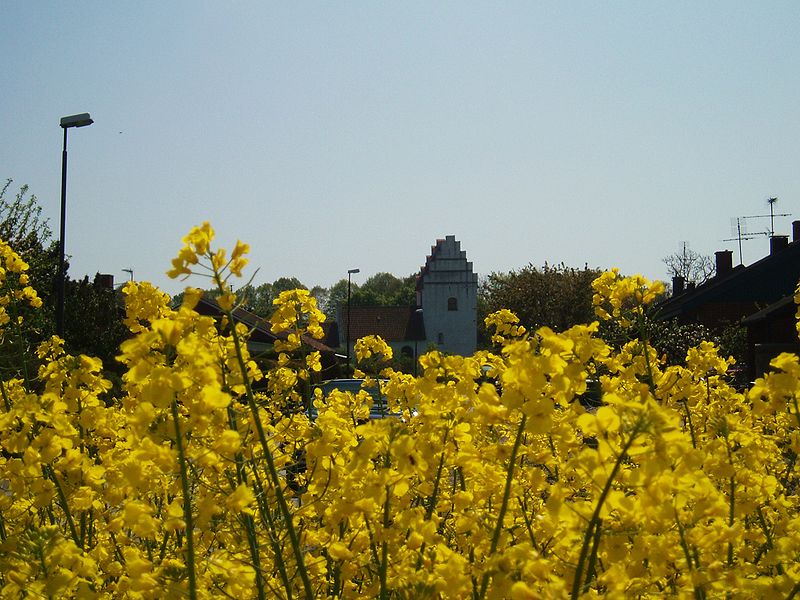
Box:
416, 235, 477, 290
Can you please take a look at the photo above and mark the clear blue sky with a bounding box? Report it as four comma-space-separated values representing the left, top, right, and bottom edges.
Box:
3, 2, 799, 296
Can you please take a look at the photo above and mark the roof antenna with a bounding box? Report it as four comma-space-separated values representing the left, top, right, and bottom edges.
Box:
767, 197, 778, 236
724, 197, 790, 265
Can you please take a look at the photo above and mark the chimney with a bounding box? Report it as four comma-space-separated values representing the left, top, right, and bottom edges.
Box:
672, 275, 685, 296
96, 274, 114, 289
715, 250, 733, 276
793, 220, 800, 242
770, 235, 789, 255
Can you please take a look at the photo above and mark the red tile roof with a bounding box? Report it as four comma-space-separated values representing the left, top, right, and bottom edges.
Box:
340, 305, 425, 342
195, 296, 335, 353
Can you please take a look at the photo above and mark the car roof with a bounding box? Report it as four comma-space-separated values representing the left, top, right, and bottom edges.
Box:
311, 379, 395, 419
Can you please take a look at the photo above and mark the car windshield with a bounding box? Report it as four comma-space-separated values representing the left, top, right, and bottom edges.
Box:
310, 379, 395, 420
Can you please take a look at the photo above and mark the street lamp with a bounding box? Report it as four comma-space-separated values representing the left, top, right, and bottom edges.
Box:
57, 113, 94, 338
346, 268, 360, 375
413, 307, 423, 376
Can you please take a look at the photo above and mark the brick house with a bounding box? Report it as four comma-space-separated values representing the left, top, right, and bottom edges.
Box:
657, 222, 800, 380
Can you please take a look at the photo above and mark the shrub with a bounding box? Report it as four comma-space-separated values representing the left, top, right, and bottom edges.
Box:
0, 226, 798, 599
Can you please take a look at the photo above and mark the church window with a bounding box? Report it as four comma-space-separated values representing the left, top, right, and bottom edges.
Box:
447, 297, 458, 311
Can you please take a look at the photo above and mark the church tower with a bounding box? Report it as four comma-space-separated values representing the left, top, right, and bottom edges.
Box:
417, 235, 477, 356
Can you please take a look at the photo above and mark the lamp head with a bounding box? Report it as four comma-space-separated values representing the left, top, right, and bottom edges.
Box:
348, 268, 360, 274
60, 113, 94, 128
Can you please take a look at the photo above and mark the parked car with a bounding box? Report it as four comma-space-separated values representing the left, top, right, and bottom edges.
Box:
310, 378, 396, 420
578, 378, 602, 411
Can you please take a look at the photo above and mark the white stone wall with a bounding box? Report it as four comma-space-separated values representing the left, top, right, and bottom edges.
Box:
420, 236, 478, 356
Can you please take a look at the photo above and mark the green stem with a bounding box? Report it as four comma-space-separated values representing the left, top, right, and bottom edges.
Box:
681, 400, 697, 449
79, 511, 86, 549
379, 485, 391, 600
477, 414, 527, 600
724, 436, 735, 569
792, 394, 800, 429
755, 506, 783, 575
415, 435, 450, 570
547, 434, 560, 481
0, 379, 11, 411
242, 512, 269, 600
226, 407, 268, 600
570, 418, 644, 600
87, 511, 95, 549
331, 524, 346, 598
35, 543, 51, 598
222, 290, 313, 599
675, 512, 694, 566
157, 531, 171, 563
727, 475, 735, 567
517, 496, 541, 553
676, 512, 705, 600
109, 529, 126, 566
582, 517, 603, 594
787, 581, 800, 600
425, 434, 449, 521
249, 462, 293, 600
43, 465, 81, 549
8, 302, 31, 383
364, 517, 381, 579
171, 398, 197, 600
637, 312, 656, 394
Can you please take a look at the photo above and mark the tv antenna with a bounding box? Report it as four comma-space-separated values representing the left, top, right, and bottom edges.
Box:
724, 197, 790, 265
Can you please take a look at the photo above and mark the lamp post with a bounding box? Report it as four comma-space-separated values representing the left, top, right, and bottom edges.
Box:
57, 113, 93, 338
413, 307, 423, 376
346, 268, 360, 375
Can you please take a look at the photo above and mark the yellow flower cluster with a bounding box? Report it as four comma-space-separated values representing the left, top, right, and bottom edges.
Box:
592, 268, 665, 327
1, 225, 799, 599
354, 334, 393, 363
0, 239, 41, 336
795, 281, 800, 338
270, 288, 326, 354
484, 308, 527, 345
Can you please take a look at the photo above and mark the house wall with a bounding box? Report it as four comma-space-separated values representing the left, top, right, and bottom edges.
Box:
343, 340, 423, 362
746, 307, 799, 380
420, 235, 478, 356
695, 302, 760, 328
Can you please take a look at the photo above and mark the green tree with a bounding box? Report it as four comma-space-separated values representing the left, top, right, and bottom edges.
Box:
309, 285, 328, 313
322, 273, 417, 319
0, 180, 126, 377
355, 272, 416, 306
272, 276, 306, 296
237, 282, 275, 316
0, 181, 56, 377
480, 263, 603, 342
0, 180, 50, 252
645, 317, 746, 382
323, 279, 354, 319
176, 278, 309, 318
250, 277, 307, 316
63, 274, 128, 374
0, 179, 58, 327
